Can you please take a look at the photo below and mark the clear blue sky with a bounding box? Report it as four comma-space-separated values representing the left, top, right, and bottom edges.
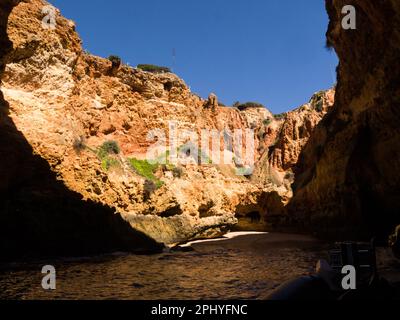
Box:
49, 0, 338, 114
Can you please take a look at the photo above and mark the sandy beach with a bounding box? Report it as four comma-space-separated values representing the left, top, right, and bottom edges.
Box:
185, 232, 328, 253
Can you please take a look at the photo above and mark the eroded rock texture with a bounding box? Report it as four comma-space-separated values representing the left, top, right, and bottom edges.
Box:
288, 0, 400, 240
0, 0, 163, 260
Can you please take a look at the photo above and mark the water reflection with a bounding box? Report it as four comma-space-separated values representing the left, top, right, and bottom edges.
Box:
0, 233, 327, 300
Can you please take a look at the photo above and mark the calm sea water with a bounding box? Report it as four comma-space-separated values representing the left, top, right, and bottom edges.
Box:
0, 233, 327, 300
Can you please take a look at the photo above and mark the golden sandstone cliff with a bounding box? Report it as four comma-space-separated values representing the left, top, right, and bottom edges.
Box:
0, 0, 336, 258
0, 0, 165, 259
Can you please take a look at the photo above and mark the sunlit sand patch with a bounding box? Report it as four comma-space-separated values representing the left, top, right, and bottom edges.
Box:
179, 231, 268, 248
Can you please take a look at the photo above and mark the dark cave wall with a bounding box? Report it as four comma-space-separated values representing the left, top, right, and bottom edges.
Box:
288, 0, 400, 240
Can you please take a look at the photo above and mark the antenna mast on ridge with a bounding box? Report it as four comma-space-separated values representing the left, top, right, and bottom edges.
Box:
172, 48, 176, 72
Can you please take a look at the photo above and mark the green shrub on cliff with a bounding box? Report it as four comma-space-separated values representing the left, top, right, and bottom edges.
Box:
137, 64, 171, 73
97, 140, 120, 159
73, 136, 87, 154
234, 102, 265, 111
172, 166, 183, 178
311, 91, 325, 112
274, 113, 286, 121
108, 55, 122, 67
101, 157, 121, 171
95, 141, 121, 172
263, 118, 272, 126
128, 158, 164, 189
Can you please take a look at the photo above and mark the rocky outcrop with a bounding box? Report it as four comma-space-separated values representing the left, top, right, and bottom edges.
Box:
252, 89, 335, 189
0, 0, 164, 260
288, 0, 400, 240
268, 90, 335, 172
204, 93, 218, 111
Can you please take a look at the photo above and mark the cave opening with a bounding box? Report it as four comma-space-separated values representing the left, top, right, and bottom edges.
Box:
247, 211, 261, 223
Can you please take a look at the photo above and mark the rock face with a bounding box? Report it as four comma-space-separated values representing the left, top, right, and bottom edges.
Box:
0, 0, 334, 257
268, 90, 335, 172
288, 0, 400, 240
0, 0, 164, 260
389, 225, 400, 259
204, 93, 218, 111
252, 90, 335, 189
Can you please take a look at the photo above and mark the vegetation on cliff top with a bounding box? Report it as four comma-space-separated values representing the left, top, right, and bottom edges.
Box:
273, 113, 286, 120
233, 101, 266, 111
137, 64, 171, 73
310, 91, 326, 112
108, 55, 122, 68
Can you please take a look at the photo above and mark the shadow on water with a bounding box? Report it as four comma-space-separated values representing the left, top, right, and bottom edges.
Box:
0, 233, 329, 300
